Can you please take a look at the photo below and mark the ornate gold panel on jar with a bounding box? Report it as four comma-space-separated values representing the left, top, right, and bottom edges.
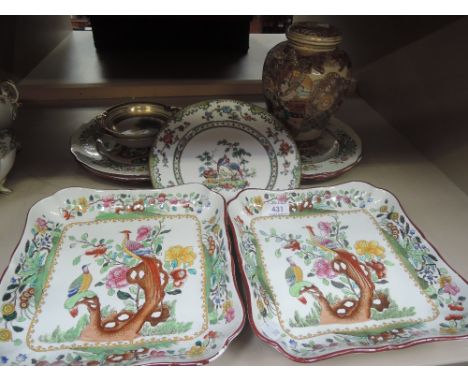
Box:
262, 22, 352, 140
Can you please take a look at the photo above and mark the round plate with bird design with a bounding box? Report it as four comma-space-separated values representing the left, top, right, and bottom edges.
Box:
149, 99, 301, 201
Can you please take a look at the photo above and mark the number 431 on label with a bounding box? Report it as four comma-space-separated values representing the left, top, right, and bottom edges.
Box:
265, 203, 289, 216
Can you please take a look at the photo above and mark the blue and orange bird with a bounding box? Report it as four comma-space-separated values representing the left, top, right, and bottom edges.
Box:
67, 264, 93, 298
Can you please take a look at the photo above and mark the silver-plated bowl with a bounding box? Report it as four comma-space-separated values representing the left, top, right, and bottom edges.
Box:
96, 102, 178, 148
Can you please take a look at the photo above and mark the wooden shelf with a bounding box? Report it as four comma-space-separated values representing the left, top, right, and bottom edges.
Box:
19, 31, 284, 103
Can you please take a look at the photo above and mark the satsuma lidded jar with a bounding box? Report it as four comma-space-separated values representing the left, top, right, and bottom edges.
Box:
262, 22, 352, 140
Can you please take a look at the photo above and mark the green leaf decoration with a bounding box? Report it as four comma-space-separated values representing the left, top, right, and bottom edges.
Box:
331, 280, 346, 289
72, 256, 81, 266
14, 264, 21, 274
64, 290, 97, 309
12, 326, 24, 332
7, 284, 18, 290
2, 292, 12, 301
81, 233, 88, 241
94, 281, 104, 287
322, 278, 330, 286
274, 248, 282, 258
117, 290, 132, 300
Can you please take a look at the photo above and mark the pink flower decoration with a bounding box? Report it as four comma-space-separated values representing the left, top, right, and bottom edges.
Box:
150, 350, 166, 358
320, 238, 333, 247
318, 221, 332, 236
106, 266, 129, 289
314, 258, 336, 278
225, 307, 235, 323
136, 225, 151, 241
344, 196, 351, 204
35, 217, 47, 229
102, 195, 114, 208
276, 194, 288, 203
443, 282, 460, 296
157, 193, 166, 203
169, 197, 178, 205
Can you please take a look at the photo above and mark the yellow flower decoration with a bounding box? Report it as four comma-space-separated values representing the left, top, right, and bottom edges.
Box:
354, 240, 385, 258
439, 275, 452, 288
222, 300, 233, 313
252, 196, 264, 208
77, 197, 89, 213
440, 327, 458, 335
186, 345, 206, 357
165, 245, 196, 266
0, 328, 12, 342
252, 195, 263, 208
1, 303, 15, 317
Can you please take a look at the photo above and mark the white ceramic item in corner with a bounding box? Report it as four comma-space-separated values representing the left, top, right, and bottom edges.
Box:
0, 80, 19, 194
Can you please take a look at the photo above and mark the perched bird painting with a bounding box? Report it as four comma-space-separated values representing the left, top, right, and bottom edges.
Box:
120, 230, 153, 259
217, 154, 244, 179
67, 264, 93, 298
67, 264, 93, 317
285, 257, 312, 305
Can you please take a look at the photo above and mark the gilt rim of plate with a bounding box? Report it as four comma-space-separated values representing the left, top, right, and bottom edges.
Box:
300, 118, 362, 180
149, 99, 301, 201
70, 120, 150, 179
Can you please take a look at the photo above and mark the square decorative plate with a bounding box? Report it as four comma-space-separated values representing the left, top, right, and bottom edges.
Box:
228, 181, 467, 363
0, 184, 244, 365
149, 99, 301, 201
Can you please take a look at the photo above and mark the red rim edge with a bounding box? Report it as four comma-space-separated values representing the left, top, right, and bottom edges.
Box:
226, 180, 468, 364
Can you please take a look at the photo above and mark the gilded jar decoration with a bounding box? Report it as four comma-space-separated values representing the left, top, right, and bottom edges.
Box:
262, 22, 352, 139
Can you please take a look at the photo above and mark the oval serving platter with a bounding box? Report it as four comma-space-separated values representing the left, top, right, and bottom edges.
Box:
228, 181, 468, 363
149, 99, 301, 201
0, 184, 244, 365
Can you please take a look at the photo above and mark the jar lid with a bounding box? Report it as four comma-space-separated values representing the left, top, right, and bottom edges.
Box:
286, 22, 342, 48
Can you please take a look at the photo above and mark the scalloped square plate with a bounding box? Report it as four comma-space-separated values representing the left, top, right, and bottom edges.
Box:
228, 181, 467, 363
0, 184, 244, 365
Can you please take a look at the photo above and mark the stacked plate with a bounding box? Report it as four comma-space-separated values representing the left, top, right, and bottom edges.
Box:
72, 99, 362, 193
71, 102, 177, 182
